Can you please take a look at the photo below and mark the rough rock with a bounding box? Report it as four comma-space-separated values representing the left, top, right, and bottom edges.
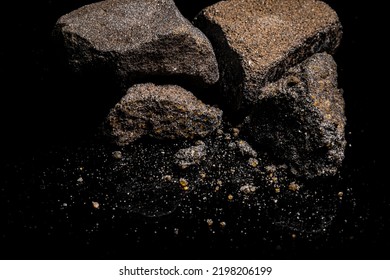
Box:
54, 0, 219, 88
236, 140, 258, 158
106, 83, 222, 145
246, 53, 346, 177
194, 0, 342, 112
174, 141, 207, 169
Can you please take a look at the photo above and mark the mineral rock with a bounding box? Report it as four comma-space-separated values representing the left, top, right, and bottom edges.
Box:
174, 141, 207, 169
106, 83, 222, 145
54, 0, 219, 87
194, 0, 342, 112
247, 53, 346, 177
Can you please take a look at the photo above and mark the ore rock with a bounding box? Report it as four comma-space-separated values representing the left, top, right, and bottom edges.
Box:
106, 83, 222, 146
174, 141, 207, 169
247, 53, 346, 178
54, 0, 219, 88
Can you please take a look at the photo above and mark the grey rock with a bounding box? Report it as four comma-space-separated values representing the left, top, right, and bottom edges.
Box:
106, 83, 222, 145
174, 141, 207, 169
236, 140, 258, 158
194, 0, 342, 112
247, 53, 346, 177
54, 0, 219, 88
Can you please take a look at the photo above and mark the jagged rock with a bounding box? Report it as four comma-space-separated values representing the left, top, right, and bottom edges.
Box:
54, 0, 219, 88
174, 141, 207, 169
246, 53, 346, 177
194, 0, 342, 112
106, 83, 222, 145
236, 140, 258, 158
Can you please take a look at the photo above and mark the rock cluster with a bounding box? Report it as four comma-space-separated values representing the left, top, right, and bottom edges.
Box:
54, 0, 346, 178
194, 0, 342, 112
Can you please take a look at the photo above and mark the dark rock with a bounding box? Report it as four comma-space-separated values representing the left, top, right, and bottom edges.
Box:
236, 140, 258, 158
174, 141, 207, 169
246, 53, 346, 177
54, 0, 219, 88
194, 0, 342, 113
106, 83, 222, 145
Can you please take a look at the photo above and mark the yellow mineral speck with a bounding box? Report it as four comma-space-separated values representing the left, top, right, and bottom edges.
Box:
228, 194, 234, 201
217, 180, 223, 186
179, 178, 189, 189
338, 191, 344, 199
271, 176, 278, 183
215, 186, 220, 192
219, 221, 226, 228
288, 182, 300, 192
206, 219, 214, 227
92, 201, 100, 209
275, 187, 280, 194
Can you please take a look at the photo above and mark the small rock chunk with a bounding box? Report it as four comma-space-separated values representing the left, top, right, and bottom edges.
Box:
174, 141, 207, 169
106, 83, 222, 146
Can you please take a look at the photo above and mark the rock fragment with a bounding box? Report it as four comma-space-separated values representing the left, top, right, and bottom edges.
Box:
194, 0, 342, 112
247, 53, 346, 177
106, 83, 222, 145
174, 141, 207, 169
236, 140, 258, 158
54, 0, 219, 87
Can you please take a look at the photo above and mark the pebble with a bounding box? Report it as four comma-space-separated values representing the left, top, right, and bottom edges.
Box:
112, 151, 122, 159
92, 201, 100, 209
232, 128, 240, 137
179, 178, 189, 191
236, 140, 258, 158
288, 182, 300, 192
240, 184, 256, 194
162, 175, 172, 182
248, 158, 259, 168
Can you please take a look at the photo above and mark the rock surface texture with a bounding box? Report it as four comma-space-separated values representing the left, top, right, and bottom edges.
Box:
54, 0, 219, 88
106, 83, 222, 145
246, 53, 346, 177
194, 0, 342, 112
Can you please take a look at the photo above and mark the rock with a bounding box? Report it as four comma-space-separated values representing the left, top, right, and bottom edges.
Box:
174, 141, 207, 169
194, 0, 342, 112
240, 184, 257, 194
54, 0, 219, 88
236, 140, 257, 158
106, 83, 222, 145
246, 53, 346, 177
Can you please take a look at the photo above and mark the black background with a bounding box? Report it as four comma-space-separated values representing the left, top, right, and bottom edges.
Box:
0, 0, 388, 259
